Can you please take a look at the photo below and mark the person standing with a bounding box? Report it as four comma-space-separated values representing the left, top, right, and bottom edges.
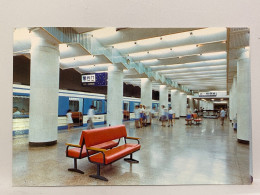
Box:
220, 108, 226, 126
168, 107, 175, 127
66, 109, 73, 130
87, 105, 95, 129
134, 105, 141, 128
160, 105, 167, 127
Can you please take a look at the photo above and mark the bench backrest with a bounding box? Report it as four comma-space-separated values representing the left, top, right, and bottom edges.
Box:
82, 125, 127, 147
186, 114, 192, 119
192, 113, 198, 119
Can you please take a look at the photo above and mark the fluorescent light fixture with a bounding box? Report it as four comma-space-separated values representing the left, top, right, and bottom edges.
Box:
149, 48, 172, 55
113, 41, 136, 50
138, 37, 161, 46
192, 27, 227, 36
79, 63, 112, 69
173, 44, 197, 52
60, 55, 96, 65
202, 51, 227, 57
163, 32, 190, 41
128, 51, 148, 57
140, 59, 158, 64
91, 27, 117, 39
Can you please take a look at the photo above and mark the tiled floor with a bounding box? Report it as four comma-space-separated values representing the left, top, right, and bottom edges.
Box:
12, 118, 251, 186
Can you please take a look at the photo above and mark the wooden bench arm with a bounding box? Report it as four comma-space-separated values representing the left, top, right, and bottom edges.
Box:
86, 147, 106, 152
126, 136, 140, 140
65, 143, 81, 148
125, 136, 140, 144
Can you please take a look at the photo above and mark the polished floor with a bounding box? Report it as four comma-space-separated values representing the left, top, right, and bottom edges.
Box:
12, 118, 251, 186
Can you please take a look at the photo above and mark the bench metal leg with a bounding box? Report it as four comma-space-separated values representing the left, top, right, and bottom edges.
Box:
89, 164, 108, 181
124, 153, 139, 163
68, 159, 84, 174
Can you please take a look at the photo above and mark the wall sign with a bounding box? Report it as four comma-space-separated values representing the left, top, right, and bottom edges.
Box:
82, 73, 108, 86
199, 92, 217, 97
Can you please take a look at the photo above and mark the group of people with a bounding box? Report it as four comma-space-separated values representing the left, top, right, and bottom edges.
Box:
159, 105, 175, 127
134, 104, 151, 128
13, 107, 28, 115
134, 104, 175, 128
66, 105, 95, 130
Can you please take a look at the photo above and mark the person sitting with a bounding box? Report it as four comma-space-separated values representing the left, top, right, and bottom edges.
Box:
185, 111, 193, 125
13, 107, 21, 115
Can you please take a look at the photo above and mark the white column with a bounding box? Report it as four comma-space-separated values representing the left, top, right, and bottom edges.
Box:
29, 31, 60, 146
229, 87, 233, 121
141, 78, 152, 109
171, 90, 180, 118
180, 93, 187, 116
159, 85, 168, 109
107, 65, 124, 126
237, 50, 251, 142
187, 95, 194, 112
232, 76, 237, 120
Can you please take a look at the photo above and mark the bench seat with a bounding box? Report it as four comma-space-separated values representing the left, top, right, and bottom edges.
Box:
81, 125, 141, 181
89, 143, 141, 164
67, 141, 118, 158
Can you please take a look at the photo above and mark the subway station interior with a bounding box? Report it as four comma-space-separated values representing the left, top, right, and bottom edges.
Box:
12, 27, 252, 186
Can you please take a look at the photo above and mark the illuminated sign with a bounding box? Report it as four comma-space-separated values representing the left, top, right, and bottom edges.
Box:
199, 92, 217, 97
82, 73, 107, 86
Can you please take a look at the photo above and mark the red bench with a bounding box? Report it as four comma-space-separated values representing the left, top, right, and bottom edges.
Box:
192, 113, 202, 125
65, 127, 120, 174
82, 125, 141, 181
185, 114, 193, 125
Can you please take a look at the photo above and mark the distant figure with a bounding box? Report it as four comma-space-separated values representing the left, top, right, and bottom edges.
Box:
220, 108, 226, 126
134, 105, 141, 128
142, 105, 147, 127
145, 106, 151, 124
168, 107, 175, 127
139, 104, 144, 128
160, 105, 167, 127
66, 109, 73, 130
150, 107, 157, 124
13, 107, 21, 115
87, 105, 95, 129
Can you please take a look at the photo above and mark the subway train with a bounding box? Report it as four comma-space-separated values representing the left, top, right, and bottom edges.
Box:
12, 84, 161, 136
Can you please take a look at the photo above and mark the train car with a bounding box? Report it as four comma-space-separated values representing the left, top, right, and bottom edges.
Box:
12, 84, 160, 135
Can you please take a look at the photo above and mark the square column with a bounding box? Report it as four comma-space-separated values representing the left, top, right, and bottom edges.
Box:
159, 85, 168, 111
29, 30, 60, 146
180, 93, 187, 117
171, 90, 180, 118
107, 65, 123, 126
237, 50, 251, 143
141, 78, 152, 109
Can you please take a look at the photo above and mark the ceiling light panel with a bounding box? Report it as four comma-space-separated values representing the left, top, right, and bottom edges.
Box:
115, 28, 226, 54
129, 42, 226, 62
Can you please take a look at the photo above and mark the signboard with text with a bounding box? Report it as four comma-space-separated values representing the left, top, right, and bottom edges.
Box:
199, 92, 217, 97
82, 73, 108, 86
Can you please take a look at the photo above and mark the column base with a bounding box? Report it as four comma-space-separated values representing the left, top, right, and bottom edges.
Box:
237, 139, 249, 145
29, 140, 57, 147
251, 175, 253, 183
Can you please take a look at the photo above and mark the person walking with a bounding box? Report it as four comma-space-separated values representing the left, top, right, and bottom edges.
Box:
220, 108, 226, 126
134, 105, 141, 128
160, 105, 167, 127
66, 109, 73, 130
168, 107, 175, 127
87, 105, 95, 129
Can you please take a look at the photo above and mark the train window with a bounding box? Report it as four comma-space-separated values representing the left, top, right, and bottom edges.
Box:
93, 100, 102, 114
123, 102, 129, 111
13, 96, 29, 117
69, 100, 79, 112
104, 100, 107, 113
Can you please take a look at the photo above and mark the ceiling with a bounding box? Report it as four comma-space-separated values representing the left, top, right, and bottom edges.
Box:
13, 27, 250, 94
